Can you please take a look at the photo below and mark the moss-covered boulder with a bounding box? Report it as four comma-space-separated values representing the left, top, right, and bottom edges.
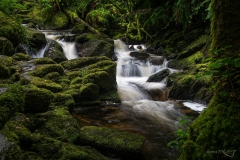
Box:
12, 53, 31, 61
0, 11, 26, 46
177, 35, 210, 59
44, 39, 67, 63
33, 57, 56, 65
0, 84, 24, 129
24, 86, 54, 113
52, 93, 75, 110
31, 7, 68, 30
0, 37, 14, 56
0, 113, 108, 160
27, 28, 47, 49
147, 69, 170, 82
35, 106, 79, 143
60, 56, 109, 70
71, 24, 87, 34
82, 70, 116, 92
79, 126, 146, 158
0, 56, 16, 78
167, 72, 212, 103
29, 64, 64, 78
30, 77, 63, 93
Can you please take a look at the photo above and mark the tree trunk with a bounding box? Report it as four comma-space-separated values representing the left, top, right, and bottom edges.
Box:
179, 0, 240, 159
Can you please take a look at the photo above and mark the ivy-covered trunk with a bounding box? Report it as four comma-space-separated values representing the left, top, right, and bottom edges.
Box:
179, 0, 240, 159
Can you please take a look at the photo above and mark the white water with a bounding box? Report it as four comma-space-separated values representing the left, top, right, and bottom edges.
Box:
114, 39, 181, 131
43, 31, 79, 60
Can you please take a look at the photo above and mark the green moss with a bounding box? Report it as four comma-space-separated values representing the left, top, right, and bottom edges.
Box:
24, 86, 54, 113
80, 83, 99, 99
82, 70, 116, 92
70, 77, 83, 85
0, 84, 25, 129
0, 37, 14, 56
34, 57, 57, 65
71, 24, 86, 34
12, 53, 31, 61
178, 35, 210, 59
26, 28, 47, 48
0, 55, 16, 78
79, 126, 146, 157
52, 93, 75, 110
31, 7, 68, 30
44, 72, 60, 82
60, 56, 109, 70
57, 144, 108, 160
35, 106, 79, 143
29, 64, 64, 78
30, 77, 63, 93
0, 11, 26, 45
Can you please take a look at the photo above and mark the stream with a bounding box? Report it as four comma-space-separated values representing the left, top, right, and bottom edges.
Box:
24, 29, 207, 159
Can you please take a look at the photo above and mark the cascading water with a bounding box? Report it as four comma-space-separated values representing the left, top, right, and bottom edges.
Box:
114, 39, 182, 159
42, 30, 79, 60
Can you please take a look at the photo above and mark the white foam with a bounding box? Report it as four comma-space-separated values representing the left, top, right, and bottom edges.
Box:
183, 102, 207, 112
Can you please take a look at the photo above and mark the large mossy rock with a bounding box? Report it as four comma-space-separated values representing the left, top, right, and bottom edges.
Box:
71, 24, 87, 34
0, 11, 25, 46
79, 126, 146, 158
167, 72, 212, 103
0, 84, 24, 129
147, 68, 170, 82
177, 35, 210, 59
0, 56, 18, 79
34, 106, 79, 143
30, 77, 63, 93
12, 53, 31, 61
60, 56, 109, 70
29, 64, 64, 78
27, 28, 47, 49
44, 40, 67, 63
0, 114, 108, 160
24, 86, 54, 113
31, 7, 68, 30
0, 37, 14, 56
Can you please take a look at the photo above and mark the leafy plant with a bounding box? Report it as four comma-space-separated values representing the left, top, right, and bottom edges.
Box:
0, 0, 26, 15
167, 116, 192, 149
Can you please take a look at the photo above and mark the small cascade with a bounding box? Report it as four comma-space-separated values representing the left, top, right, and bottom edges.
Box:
43, 31, 79, 60
114, 39, 182, 159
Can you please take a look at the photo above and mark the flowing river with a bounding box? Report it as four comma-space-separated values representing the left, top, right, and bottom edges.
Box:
23, 29, 206, 159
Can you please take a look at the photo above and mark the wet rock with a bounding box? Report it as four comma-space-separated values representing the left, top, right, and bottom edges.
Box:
130, 51, 150, 60
147, 69, 170, 82
79, 126, 146, 158
44, 39, 67, 63
27, 28, 47, 49
149, 56, 164, 65
0, 133, 13, 159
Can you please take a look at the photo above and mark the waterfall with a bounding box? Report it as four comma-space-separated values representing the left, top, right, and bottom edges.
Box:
43, 31, 78, 60
114, 39, 181, 130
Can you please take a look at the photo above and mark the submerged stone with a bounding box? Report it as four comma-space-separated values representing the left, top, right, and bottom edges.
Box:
147, 68, 170, 82
79, 126, 146, 157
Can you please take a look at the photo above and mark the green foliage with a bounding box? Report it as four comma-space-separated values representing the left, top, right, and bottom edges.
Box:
0, 0, 26, 15
167, 116, 192, 149
173, 0, 211, 29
